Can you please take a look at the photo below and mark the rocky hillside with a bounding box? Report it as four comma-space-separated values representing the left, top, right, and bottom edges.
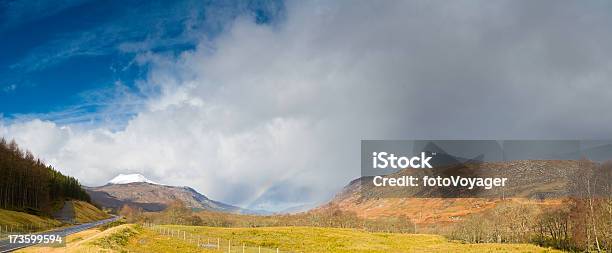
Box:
319, 160, 586, 224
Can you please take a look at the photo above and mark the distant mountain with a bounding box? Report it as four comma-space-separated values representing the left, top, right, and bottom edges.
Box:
276, 203, 318, 214
87, 174, 263, 214
317, 160, 585, 224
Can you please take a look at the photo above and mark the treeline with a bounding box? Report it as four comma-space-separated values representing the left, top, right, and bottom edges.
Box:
450, 160, 611, 252
0, 138, 91, 214
121, 201, 415, 233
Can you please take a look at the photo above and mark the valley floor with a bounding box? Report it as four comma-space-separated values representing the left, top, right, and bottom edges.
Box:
147, 225, 563, 253
20, 224, 564, 253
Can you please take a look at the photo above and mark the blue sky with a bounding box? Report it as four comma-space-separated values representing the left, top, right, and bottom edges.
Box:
0, 0, 283, 125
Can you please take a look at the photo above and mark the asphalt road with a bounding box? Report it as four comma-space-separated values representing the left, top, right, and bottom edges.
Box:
0, 216, 120, 252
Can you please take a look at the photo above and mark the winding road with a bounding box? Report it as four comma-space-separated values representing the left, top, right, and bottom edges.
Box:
0, 216, 119, 252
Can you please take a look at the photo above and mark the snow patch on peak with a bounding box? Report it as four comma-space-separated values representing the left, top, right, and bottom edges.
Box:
108, 173, 159, 185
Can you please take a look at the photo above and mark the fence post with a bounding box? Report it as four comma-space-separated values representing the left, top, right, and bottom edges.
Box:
217, 238, 220, 249
259, 246, 261, 253
277, 248, 279, 253
228, 240, 231, 252
242, 243, 245, 253
183, 231, 185, 240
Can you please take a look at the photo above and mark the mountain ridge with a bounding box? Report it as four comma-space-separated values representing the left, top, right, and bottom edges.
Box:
315, 159, 584, 224
87, 175, 267, 215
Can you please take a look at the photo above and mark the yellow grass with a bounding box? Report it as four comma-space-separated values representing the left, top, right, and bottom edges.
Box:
16, 224, 565, 253
0, 209, 60, 229
125, 226, 206, 253
17, 224, 200, 253
150, 225, 564, 253
16, 224, 135, 253
72, 200, 110, 223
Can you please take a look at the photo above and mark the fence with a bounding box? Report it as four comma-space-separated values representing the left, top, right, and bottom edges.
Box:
0, 221, 57, 240
142, 222, 290, 253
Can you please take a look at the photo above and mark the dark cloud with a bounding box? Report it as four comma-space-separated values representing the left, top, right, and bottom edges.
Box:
3, 0, 612, 211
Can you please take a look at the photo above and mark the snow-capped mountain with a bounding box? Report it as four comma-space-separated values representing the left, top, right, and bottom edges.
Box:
89, 173, 268, 215
108, 173, 159, 185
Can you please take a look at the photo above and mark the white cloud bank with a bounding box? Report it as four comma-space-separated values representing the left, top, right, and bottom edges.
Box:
3, 0, 612, 211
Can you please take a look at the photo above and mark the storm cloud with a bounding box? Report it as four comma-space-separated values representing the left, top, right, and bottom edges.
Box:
2, 0, 612, 211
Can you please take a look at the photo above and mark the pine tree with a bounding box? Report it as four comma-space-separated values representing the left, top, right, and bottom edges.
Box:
0, 137, 91, 214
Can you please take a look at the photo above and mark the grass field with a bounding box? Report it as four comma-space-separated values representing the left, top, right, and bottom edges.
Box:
0, 209, 61, 230
72, 201, 110, 223
126, 226, 207, 253
1, 201, 108, 239
17, 224, 136, 253
14, 223, 565, 253
139, 225, 563, 253
17, 224, 211, 253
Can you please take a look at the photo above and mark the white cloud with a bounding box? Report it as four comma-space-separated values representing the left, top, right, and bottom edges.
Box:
2, 84, 17, 93
3, 0, 612, 211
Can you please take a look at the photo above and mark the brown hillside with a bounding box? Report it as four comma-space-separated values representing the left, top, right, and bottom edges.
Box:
86, 182, 248, 213
319, 160, 583, 225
